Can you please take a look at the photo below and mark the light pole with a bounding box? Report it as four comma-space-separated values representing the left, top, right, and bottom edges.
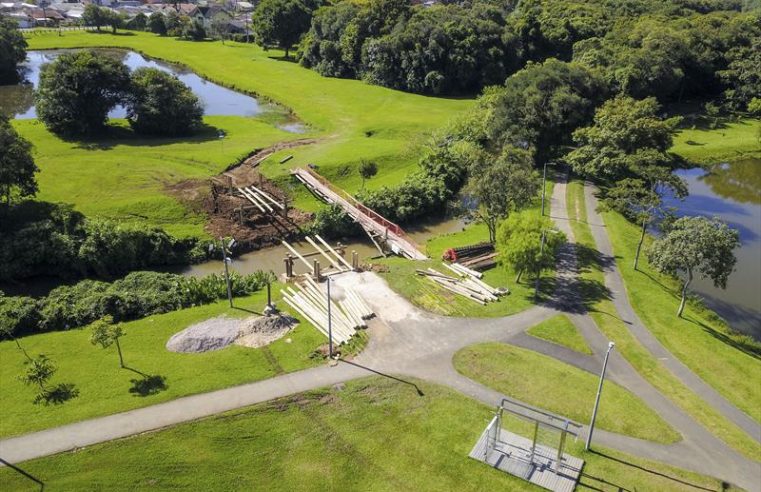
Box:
540, 161, 549, 217
586, 341, 615, 450
534, 228, 559, 301
218, 130, 225, 153
326, 277, 334, 359
219, 238, 235, 308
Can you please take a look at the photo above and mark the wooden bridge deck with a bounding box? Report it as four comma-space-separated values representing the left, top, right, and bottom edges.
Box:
292, 168, 427, 260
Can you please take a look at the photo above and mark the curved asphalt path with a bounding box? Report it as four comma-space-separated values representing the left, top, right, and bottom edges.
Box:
1, 176, 759, 490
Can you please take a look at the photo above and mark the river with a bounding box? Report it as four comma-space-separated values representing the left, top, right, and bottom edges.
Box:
664, 158, 761, 339
0, 49, 305, 132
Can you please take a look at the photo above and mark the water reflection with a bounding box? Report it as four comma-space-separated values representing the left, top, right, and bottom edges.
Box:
701, 159, 761, 205
0, 50, 306, 132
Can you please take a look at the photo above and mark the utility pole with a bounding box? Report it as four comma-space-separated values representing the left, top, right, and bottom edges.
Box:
220, 238, 233, 307
540, 161, 549, 217
327, 277, 333, 359
586, 341, 615, 450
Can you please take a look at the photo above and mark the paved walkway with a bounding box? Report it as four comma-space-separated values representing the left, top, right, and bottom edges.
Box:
1, 176, 759, 490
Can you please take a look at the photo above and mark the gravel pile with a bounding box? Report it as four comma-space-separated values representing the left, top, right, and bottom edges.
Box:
235, 314, 297, 348
166, 314, 297, 353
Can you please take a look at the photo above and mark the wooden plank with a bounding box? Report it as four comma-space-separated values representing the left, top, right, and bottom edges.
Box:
238, 188, 266, 212
305, 236, 345, 272
314, 234, 354, 270
281, 241, 314, 273
248, 183, 285, 210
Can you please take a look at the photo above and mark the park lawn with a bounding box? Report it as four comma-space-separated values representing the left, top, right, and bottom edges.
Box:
671, 118, 761, 163
0, 377, 741, 492
375, 178, 556, 317
566, 179, 761, 461
12, 116, 297, 238
24, 31, 472, 218
454, 343, 681, 444
0, 286, 330, 438
526, 314, 593, 355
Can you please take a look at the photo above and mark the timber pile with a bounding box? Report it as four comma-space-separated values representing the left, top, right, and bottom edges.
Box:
281, 235, 353, 275
280, 277, 374, 344
442, 242, 497, 271
416, 265, 505, 305
236, 185, 285, 213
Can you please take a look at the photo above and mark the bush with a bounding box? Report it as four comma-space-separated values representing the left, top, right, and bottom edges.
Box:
307, 204, 361, 239
127, 68, 204, 136
0, 271, 274, 337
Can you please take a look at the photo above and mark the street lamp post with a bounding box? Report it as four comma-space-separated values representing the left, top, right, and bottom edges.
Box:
534, 228, 559, 301
540, 161, 549, 217
326, 277, 334, 359
219, 238, 234, 308
586, 341, 615, 450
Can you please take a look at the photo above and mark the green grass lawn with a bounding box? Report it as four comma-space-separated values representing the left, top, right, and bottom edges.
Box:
22, 31, 472, 225
671, 118, 760, 164
566, 179, 761, 461
526, 314, 593, 355
12, 117, 296, 238
0, 286, 332, 438
454, 343, 680, 444
375, 178, 555, 317
0, 377, 740, 492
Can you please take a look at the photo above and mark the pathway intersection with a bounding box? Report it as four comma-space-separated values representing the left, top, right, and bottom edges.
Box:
1, 177, 759, 490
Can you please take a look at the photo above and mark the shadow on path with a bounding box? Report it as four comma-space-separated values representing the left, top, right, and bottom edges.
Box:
341, 360, 425, 397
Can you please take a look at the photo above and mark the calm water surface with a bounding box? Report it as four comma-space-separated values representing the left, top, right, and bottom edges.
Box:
0, 50, 305, 132
664, 158, 761, 339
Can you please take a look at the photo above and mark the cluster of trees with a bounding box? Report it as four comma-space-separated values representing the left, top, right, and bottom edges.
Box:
35, 50, 203, 137
0, 14, 27, 84
0, 201, 209, 282
81, 4, 124, 34
0, 270, 274, 337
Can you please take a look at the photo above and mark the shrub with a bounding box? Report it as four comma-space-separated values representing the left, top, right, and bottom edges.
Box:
307, 204, 361, 239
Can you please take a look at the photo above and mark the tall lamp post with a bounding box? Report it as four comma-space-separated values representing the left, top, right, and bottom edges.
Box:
586, 341, 615, 450
219, 238, 235, 308
534, 228, 559, 301
540, 161, 552, 217
326, 277, 334, 359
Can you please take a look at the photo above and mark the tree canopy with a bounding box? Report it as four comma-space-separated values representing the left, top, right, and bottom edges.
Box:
647, 216, 740, 317
35, 50, 131, 137
496, 213, 566, 283
148, 12, 167, 35
0, 115, 38, 207
253, 0, 316, 58
0, 14, 27, 84
127, 67, 204, 136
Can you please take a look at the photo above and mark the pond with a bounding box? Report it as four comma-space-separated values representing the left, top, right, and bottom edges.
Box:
664, 158, 761, 339
0, 50, 305, 132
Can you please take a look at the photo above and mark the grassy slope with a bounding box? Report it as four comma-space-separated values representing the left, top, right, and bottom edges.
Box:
12, 117, 294, 238
566, 179, 761, 461
23, 31, 472, 221
376, 178, 555, 317
671, 118, 761, 163
0, 377, 739, 492
0, 287, 330, 438
454, 343, 680, 444
526, 314, 593, 355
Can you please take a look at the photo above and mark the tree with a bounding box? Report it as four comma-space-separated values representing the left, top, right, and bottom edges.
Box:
719, 37, 761, 111
182, 17, 207, 41
104, 9, 124, 34
0, 115, 38, 207
0, 14, 27, 84
131, 12, 147, 31
82, 4, 107, 32
165, 11, 181, 36
211, 12, 233, 44
127, 67, 203, 136
252, 0, 314, 58
358, 159, 378, 190
35, 50, 131, 136
90, 316, 126, 368
466, 146, 539, 243
18, 353, 78, 405
496, 213, 565, 283
647, 216, 739, 317
148, 12, 167, 35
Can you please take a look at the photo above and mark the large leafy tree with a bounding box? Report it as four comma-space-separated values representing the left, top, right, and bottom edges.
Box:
0, 115, 38, 207
485, 59, 607, 164
35, 50, 131, 137
0, 14, 27, 84
82, 4, 107, 32
127, 67, 203, 136
147, 12, 167, 35
496, 213, 565, 283
647, 216, 739, 317
252, 0, 314, 58
719, 36, 761, 112
466, 146, 539, 243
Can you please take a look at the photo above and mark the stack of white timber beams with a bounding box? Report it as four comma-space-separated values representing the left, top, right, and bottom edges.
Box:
236, 185, 285, 214
281, 235, 353, 275
280, 277, 374, 344
416, 264, 504, 305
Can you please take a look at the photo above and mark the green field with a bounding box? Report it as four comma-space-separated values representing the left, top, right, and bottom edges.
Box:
454, 343, 680, 443
565, 179, 761, 461
0, 287, 335, 438
526, 314, 592, 355
0, 377, 739, 492
671, 118, 761, 164
20, 31, 472, 234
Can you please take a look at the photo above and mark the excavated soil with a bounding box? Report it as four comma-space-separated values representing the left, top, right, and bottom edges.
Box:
166, 313, 298, 353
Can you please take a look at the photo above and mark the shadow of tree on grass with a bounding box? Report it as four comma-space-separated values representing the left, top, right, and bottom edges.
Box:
129, 374, 168, 397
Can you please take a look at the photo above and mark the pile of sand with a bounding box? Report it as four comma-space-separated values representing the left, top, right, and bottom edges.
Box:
166, 314, 297, 353
234, 314, 298, 348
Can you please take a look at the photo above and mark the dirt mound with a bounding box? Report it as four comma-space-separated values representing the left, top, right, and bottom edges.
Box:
235, 314, 298, 348
166, 316, 240, 353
